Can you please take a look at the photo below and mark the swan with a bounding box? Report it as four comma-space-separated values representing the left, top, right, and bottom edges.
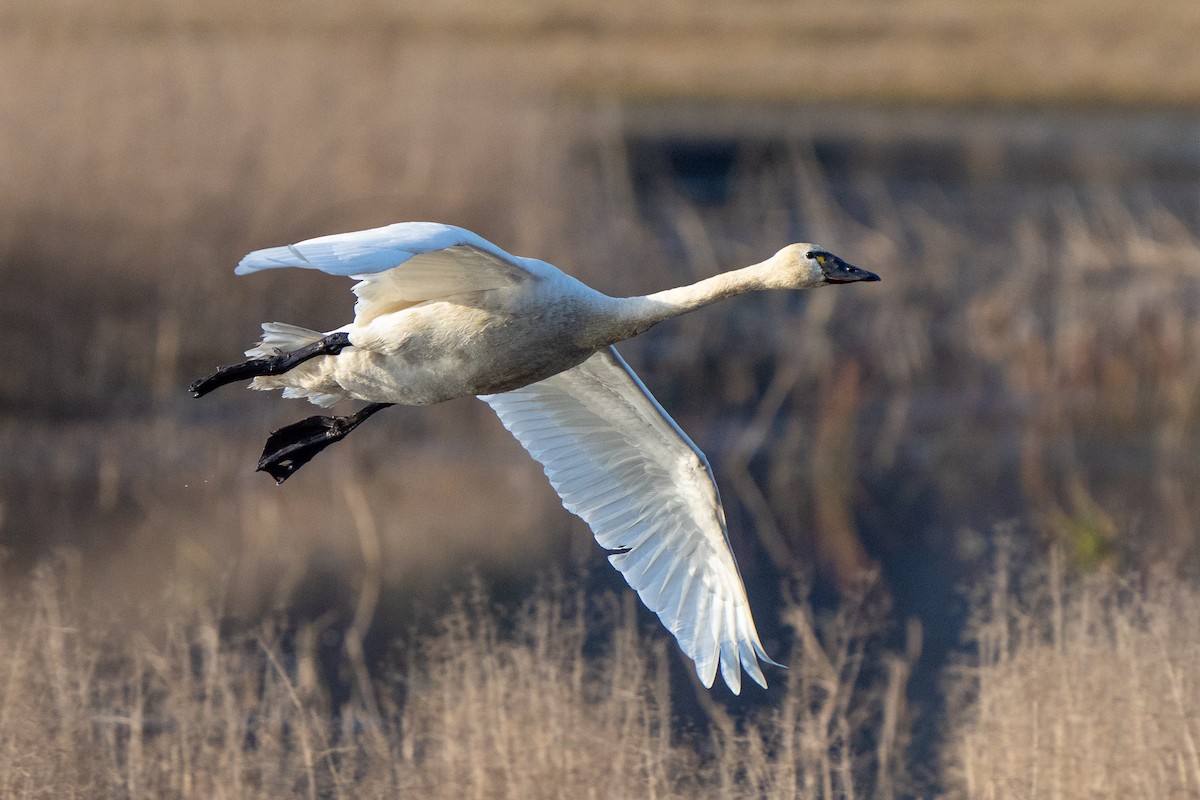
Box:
191, 221, 878, 693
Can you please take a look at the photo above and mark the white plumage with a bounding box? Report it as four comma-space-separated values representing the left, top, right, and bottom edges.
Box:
209, 221, 879, 692
481, 348, 773, 692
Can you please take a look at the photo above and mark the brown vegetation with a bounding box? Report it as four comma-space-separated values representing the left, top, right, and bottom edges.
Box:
944, 539, 1200, 799
0, 558, 915, 799
3, 544, 1196, 797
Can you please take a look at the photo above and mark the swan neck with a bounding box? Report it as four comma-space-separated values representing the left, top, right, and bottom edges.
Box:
619, 260, 773, 331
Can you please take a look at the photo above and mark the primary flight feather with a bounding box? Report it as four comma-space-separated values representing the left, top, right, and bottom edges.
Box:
192, 221, 879, 693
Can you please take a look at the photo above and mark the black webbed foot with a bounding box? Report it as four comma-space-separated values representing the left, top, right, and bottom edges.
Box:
189, 331, 352, 398
256, 402, 394, 483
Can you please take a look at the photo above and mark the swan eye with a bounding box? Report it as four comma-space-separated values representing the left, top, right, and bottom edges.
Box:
807, 251, 826, 264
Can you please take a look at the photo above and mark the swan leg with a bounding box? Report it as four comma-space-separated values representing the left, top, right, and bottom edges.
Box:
256, 402, 394, 484
189, 331, 352, 398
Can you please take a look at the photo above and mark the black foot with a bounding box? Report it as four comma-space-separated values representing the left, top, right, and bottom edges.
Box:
189, 331, 352, 398
257, 403, 394, 484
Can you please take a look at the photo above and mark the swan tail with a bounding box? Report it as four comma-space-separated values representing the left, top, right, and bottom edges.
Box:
241, 323, 349, 407
245, 322, 327, 357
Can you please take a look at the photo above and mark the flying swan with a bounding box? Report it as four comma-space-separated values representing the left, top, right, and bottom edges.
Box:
191, 222, 879, 693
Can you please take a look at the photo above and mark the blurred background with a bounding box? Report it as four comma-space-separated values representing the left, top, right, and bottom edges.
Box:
2, 1, 1199, 796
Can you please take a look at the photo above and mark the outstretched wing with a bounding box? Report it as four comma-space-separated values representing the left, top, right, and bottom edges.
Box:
235, 222, 555, 323
480, 347, 782, 694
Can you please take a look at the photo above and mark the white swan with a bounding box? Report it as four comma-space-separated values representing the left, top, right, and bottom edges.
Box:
191, 221, 878, 693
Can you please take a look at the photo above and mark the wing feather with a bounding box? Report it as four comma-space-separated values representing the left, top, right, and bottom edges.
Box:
234, 222, 555, 323
480, 346, 783, 693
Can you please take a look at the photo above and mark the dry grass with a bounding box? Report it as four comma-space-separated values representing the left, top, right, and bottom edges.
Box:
0, 559, 690, 798
943, 538, 1200, 799
705, 575, 919, 800
6, 542, 1197, 798
0, 556, 914, 799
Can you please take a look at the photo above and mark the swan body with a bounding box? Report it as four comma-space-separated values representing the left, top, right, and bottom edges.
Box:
204, 221, 878, 693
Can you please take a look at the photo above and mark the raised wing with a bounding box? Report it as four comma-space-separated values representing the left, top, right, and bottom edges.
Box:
235, 222, 554, 323
480, 347, 782, 693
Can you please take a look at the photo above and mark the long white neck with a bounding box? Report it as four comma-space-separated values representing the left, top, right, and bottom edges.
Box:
607, 259, 777, 339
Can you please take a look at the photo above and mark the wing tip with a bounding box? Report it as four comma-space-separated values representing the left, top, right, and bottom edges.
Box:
235, 246, 301, 275
705, 639, 787, 693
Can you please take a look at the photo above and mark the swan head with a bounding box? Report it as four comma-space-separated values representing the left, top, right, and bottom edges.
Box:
769, 244, 880, 289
